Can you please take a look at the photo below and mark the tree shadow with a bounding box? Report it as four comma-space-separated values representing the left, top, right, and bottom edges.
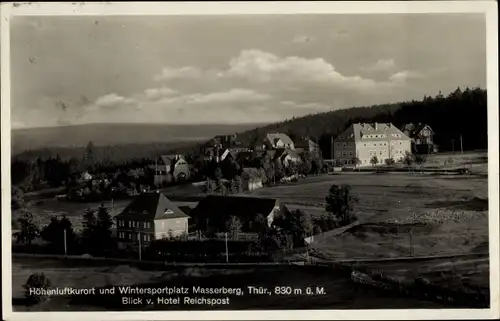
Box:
425, 197, 488, 211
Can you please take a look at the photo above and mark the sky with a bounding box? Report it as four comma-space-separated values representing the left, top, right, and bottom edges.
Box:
10, 14, 486, 129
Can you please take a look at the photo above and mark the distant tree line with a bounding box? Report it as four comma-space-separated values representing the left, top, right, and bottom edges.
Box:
236, 87, 487, 158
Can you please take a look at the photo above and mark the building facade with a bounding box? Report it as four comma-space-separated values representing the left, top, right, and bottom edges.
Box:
115, 192, 190, 248
189, 195, 289, 235
334, 122, 412, 166
152, 154, 190, 185
263, 133, 295, 150
402, 123, 437, 154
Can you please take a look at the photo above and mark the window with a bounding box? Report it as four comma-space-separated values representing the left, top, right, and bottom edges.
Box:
335, 152, 341, 156
348, 151, 353, 156
144, 222, 148, 228
379, 151, 383, 155
128, 233, 132, 240
118, 232, 124, 239
343, 143, 346, 148
364, 144, 366, 146
341, 151, 347, 156
162, 222, 165, 229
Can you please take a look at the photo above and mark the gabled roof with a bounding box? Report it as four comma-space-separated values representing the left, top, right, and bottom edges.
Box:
266, 133, 294, 148
335, 122, 411, 142
116, 192, 189, 221
190, 195, 284, 232
158, 155, 182, 167
403, 123, 434, 137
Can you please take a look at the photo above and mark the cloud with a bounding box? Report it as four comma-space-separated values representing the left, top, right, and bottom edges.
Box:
48, 50, 427, 126
153, 50, 425, 97
154, 66, 205, 81
142, 86, 178, 100
222, 49, 379, 91
389, 70, 424, 83
93, 93, 135, 107
185, 89, 271, 105
364, 58, 396, 72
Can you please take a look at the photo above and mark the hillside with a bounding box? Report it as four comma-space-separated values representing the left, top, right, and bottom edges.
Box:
11, 87, 487, 162
11, 123, 264, 156
235, 87, 487, 157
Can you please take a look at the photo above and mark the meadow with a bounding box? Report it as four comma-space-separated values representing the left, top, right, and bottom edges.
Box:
247, 152, 488, 256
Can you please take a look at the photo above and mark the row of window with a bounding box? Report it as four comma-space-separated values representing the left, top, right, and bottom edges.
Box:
363, 134, 386, 139
117, 220, 152, 229
118, 232, 153, 242
336, 151, 354, 157
336, 141, 404, 149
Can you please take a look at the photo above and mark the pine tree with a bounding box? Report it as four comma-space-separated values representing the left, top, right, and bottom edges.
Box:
96, 204, 113, 249
81, 141, 96, 172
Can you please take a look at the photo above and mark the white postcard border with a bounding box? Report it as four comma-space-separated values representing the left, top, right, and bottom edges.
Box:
1, 1, 498, 320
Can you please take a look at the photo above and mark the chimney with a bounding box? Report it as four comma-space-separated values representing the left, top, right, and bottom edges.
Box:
374, 123, 378, 130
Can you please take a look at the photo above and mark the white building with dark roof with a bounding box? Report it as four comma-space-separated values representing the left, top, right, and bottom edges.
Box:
334, 122, 412, 166
264, 133, 295, 150
115, 192, 190, 247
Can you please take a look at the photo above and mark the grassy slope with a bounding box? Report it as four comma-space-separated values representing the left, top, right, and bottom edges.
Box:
246, 152, 488, 259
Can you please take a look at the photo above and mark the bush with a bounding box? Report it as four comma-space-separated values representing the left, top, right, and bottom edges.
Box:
23, 273, 51, 304
385, 158, 395, 166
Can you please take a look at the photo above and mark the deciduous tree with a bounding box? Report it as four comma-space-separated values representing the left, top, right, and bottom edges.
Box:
325, 184, 358, 226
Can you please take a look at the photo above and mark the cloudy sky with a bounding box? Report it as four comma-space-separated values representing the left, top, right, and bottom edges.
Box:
11, 14, 486, 129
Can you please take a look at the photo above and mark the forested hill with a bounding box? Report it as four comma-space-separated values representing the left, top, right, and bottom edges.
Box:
235, 87, 487, 157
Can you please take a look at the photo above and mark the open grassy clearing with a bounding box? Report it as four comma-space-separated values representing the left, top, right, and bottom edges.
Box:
247, 152, 488, 261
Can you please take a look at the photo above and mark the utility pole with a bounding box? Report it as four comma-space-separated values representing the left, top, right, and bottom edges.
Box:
225, 232, 229, 263
409, 229, 413, 257
460, 135, 464, 154
63, 229, 67, 256
330, 136, 334, 161
138, 232, 142, 261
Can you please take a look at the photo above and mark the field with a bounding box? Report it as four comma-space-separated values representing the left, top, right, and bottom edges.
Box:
247, 152, 488, 255
11, 152, 490, 310
245, 152, 490, 297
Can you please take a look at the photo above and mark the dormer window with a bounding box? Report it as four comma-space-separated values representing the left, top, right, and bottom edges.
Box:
164, 209, 174, 215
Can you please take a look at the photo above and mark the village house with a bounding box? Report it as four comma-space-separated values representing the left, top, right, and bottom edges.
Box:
200, 134, 246, 162
261, 133, 295, 150
265, 149, 302, 168
115, 192, 190, 248
189, 195, 290, 236
402, 123, 438, 154
295, 136, 321, 157
334, 122, 412, 166
152, 154, 190, 185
